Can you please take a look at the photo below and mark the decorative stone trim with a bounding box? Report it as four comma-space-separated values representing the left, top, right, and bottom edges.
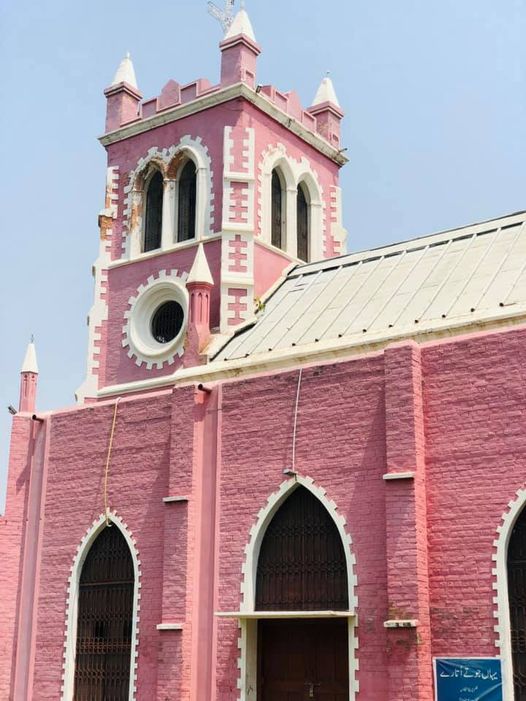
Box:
61, 511, 141, 701
76, 167, 119, 401
493, 488, 526, 701
383, 471, 415, 481
236, 475, 359, 700
121, 136, 214, 258
162, 496, 189, 503
122, 269, 189, 370
258, 143, 324, 261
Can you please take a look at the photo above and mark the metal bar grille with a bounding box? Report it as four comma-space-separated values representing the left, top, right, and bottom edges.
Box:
256, 487, 348, 611
73, 526, 134, 701
508, 512, 526, 699
177, 160, 196, 242
144, 170, 163, 252
297, 184, 309, 263
271, 170, 283, 249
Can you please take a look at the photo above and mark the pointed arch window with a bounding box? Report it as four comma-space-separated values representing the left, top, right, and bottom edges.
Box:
508, 507, 526, 698
73, 526, 134, 700
143, 170, 164, 252
177, 160, 197, 242
296, 183, 310, 262
271, 169, 284, 250
256, 486, 348, 611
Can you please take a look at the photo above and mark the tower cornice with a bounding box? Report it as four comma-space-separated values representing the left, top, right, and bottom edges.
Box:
99, 82, 348, 166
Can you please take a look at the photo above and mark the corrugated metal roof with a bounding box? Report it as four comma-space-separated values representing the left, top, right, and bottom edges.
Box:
215, 211, 526, 362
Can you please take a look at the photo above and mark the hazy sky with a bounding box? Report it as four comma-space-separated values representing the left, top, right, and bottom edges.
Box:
0, 0, 525, 508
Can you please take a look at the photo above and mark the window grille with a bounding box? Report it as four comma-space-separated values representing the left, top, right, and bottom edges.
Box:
297, 184, 309, 262
151, 301, 184, 344
73, 526, 134, 701
508, 511, 526, 698
271, 170, 283, 249
144, 170, 164, 252
256, 487, 348, 611
177, 161, 197, 242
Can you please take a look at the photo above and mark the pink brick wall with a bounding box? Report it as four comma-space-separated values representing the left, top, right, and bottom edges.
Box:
4, 325, 526, 698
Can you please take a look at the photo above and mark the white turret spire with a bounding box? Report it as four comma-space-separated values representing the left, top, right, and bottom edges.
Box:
312, 74, 341, 108
225, 7, 256, 41
187, 244, 214, 286
111, 52, 138, 89
21, 339, 39, 374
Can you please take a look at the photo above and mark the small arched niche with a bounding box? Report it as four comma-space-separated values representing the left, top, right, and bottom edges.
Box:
143, 169, 164, 252
296, 182, 310, 263
73, 525, 135, 700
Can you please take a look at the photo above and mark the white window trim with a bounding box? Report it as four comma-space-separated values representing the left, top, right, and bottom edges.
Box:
61, 511, 141, 701
122, 269, 189, 370
236, 474, 359, 700
493, 488, 526, 701
259, 145, 324, 263
123, 137, 214, 260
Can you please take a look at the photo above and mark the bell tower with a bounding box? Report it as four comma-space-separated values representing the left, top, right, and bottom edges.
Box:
77, 5, 348, 401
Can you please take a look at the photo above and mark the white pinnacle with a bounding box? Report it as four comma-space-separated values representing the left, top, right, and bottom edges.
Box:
187, 244, 214, 286
21, 340, 39, 374
111, 52, 138, 89
225, 8, 256, 41
312, 74, 341, 108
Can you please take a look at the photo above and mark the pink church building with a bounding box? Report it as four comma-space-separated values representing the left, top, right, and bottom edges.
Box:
2, 7, 526, 701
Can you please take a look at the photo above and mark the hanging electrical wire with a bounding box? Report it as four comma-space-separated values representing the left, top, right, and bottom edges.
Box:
103, 397, 121, 527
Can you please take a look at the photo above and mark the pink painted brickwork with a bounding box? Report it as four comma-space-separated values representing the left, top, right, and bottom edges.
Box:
4, 325, 526, 698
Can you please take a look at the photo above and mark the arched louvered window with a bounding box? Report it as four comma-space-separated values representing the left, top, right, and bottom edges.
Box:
271, 169, 283, 249
143, 170, 164, 252
508, 508, 526, 698
256, 487, 348, 611
296, 183, 310, 262
73, 526, 134, 701
177, 160, 197, 242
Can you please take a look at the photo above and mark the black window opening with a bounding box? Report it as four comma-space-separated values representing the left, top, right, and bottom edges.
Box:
151, 301, 184, 344
508, 508, 526, 699
297, 183, 310, 263
177, 160, 197, 242
143, 170, 164, 252
256, 486, 349, 611
271, 169, 283, 249
73, 526, 134, 701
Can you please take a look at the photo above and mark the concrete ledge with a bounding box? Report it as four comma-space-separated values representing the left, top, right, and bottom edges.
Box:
156, 623, 184, 631
383, 619, 418, 628
382, 472, 415, 481
162, 496, 189, 503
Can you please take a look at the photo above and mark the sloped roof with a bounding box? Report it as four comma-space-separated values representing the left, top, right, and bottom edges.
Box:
216, 211, 526, 362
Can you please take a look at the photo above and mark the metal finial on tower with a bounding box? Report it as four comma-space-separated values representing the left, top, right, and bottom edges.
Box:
208, 0, 235, 33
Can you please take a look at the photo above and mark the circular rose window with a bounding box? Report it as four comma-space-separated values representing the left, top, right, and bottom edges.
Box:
122, 271, 189, 369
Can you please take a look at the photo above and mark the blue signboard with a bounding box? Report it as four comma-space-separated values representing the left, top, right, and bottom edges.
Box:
434, 658, 502, 701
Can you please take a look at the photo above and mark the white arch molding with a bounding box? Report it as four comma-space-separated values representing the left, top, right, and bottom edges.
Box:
493, 488, 526, 701
236, 474, 359, 700
258, 144, 324, 262
61, 511, 141, 701
123, 136, 215, 259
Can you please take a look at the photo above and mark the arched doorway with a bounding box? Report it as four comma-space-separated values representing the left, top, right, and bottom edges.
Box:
256, 486, 350, 700
73, 525, 134, 700
508, 507, 526, 699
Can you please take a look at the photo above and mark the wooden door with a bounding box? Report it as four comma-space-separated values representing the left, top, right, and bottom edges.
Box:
258, 619, 349, 701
